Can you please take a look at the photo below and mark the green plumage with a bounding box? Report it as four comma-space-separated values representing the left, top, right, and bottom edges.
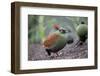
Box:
49, 31, 73, 53
76, 23, 88, 42
50, 34, 67, 51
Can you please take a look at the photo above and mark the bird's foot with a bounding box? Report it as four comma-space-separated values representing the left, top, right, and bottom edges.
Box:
55, 52, 63, 57
49, 52, 63, 59
49, 53, 59, 59
49, 54, 55, 59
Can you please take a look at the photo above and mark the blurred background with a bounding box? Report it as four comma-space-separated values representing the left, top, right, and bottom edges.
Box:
28, 15, 88, 44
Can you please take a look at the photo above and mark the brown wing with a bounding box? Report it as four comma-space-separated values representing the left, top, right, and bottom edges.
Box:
43, 33, 60, 48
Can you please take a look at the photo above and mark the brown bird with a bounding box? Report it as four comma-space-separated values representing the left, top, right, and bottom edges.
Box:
43, 24, 73, 57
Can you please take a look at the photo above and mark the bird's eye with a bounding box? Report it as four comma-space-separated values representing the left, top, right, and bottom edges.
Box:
59, 29, 66, 33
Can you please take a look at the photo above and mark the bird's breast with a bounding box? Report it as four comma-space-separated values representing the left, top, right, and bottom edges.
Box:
43, 33, 61, 48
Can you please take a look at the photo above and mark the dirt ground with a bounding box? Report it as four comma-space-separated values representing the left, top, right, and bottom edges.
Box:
28, 40, 88, 61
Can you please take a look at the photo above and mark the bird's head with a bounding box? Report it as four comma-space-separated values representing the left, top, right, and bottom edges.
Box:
59, 27, 67, 34
53, 24, 71, 34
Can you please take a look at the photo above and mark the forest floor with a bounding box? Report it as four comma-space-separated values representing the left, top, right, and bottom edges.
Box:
28, 40, 88, 61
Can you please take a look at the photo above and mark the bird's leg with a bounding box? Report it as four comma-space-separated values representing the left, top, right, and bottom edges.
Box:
55, 53, 59, 57
74, 41, 83, 48
46, 49, 51, 56
69, 40, 81, 52
72, 40, 80, 48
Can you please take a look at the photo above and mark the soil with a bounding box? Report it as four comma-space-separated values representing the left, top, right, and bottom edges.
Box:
28, 40, 88, 61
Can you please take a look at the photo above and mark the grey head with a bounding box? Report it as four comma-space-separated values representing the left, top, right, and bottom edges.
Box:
59, 27, 71, 34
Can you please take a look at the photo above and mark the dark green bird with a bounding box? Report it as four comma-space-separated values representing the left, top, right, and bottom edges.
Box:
43, 24, 73, 57
76, 22, 88, 46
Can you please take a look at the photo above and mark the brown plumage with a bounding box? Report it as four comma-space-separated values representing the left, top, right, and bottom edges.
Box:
43, 33, 60, 48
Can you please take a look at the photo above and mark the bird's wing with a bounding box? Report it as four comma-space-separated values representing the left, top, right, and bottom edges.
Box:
43, 33, 60, 48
